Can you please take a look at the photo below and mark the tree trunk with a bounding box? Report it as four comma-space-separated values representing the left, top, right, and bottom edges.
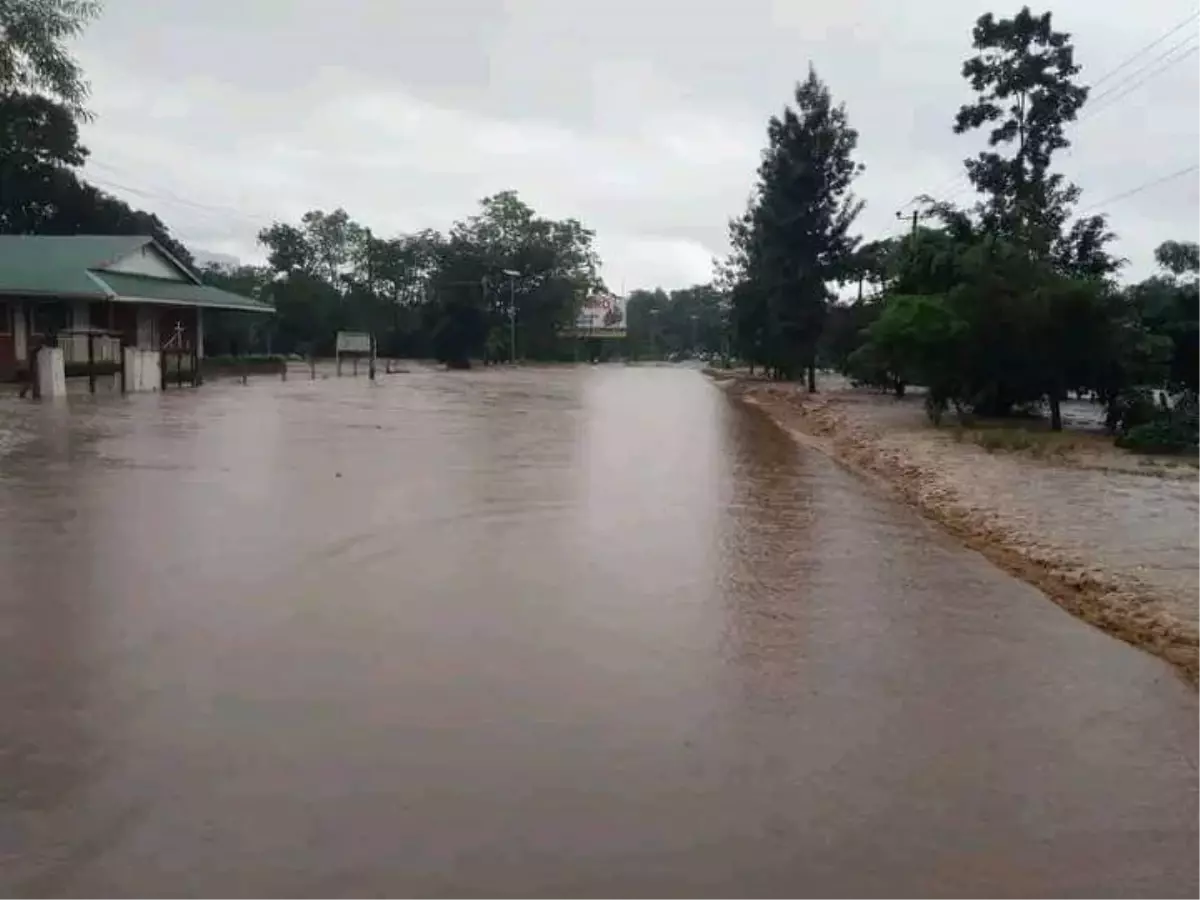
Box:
892, 377, 906, 398
1049, 392, 1063, 432
806, 361, 816, 393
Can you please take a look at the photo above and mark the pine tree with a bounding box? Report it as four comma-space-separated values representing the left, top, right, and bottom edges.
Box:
747, 66, 864, 389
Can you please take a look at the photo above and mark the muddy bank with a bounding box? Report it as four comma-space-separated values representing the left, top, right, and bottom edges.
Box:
710, 372, 1199, 683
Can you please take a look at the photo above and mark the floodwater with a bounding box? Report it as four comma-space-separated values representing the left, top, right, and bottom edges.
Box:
0, 366, 1195, 898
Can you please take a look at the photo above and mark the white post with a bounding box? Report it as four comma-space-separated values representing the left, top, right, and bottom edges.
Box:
13, 306, 26, 363
36, 346, 66, 399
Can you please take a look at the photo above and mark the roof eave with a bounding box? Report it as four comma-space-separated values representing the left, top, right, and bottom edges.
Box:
0, 287, 108, 300
115, 294, 274, 313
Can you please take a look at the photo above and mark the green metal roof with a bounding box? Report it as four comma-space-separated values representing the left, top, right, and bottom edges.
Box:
0, 235, 153, 296
94, 271, 273, 313
0, 235, 271, 312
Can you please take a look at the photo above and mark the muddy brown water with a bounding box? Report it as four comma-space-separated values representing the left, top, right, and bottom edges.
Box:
1, 366, 1196, 898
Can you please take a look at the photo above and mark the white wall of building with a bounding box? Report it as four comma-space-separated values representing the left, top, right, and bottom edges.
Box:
106, 246, 186, 280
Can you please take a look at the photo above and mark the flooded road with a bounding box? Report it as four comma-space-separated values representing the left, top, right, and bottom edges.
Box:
1, 366, 1196, 898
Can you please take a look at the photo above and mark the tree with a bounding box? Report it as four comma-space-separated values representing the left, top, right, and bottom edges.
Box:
736, 65, 864, 387
857, 293, 967, 420
200, 264, 275, 356
0, 89, 82, 232
0, 5, 195, 261
625, 284, 728, 360
625, 288, 669, 360
1128, 240, 1199, 394
0, 0, 100, 113
1154, 240, 1200, 278
432, 192, 601, 364
252, 192, 604, 365
846, 238, 896, 300
954, 7, 1121, 280
0, 96, 193, 263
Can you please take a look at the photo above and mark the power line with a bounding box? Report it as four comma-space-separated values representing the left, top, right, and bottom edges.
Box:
906, 11, 1200, 210
1078, 42, 1199, 123
1076, 163, 1199, 214
84, 161, 279, 228
1088, 10, 1199, 88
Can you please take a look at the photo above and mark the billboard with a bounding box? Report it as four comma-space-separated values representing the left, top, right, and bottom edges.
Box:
569, 293, 626, 338
335, 331, 372, 354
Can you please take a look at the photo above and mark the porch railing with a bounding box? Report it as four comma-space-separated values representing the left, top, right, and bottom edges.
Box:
58, 329, 123, 368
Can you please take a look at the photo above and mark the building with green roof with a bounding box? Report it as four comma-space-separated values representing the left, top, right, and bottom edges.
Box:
0, 234, 271, 383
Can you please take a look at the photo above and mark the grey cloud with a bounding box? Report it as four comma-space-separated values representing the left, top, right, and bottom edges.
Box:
72, 0, 1198, 287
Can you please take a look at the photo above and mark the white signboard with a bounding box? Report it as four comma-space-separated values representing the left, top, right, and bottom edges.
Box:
572, 294, 626, 337
335, 331, 372, 354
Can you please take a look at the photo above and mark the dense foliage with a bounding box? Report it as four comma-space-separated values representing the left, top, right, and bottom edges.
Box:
625, 284, 728, 361
204, 193, 604, 366
0, 1, 192, 261
797, 6, 1197, 452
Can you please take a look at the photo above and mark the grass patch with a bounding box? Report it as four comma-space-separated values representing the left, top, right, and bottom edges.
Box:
947, 420, 1090, 459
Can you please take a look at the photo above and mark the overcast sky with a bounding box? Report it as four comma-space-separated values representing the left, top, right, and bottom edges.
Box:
73, 0, 1198, 289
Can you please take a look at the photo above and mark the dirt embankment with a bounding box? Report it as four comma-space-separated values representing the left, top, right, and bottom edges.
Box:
709, 370, 1199, 684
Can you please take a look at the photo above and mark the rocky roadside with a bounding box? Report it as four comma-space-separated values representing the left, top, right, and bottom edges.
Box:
708, 370, 1199, 684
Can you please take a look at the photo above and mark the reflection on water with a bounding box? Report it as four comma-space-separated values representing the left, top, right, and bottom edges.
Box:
0, 367, 1195, 897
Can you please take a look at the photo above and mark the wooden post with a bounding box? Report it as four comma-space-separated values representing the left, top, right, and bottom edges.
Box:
120, 343, 127, 393
336, 351, 342, 377
309, 355, 316, 380
160, 350, 167, 390
353, 356, 359, 377
369, 335, 376, 381
29, 342, 40, 400
88, 332, 96, 393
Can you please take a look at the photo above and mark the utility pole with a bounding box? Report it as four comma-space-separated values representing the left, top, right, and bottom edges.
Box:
896, 199, 925, 251
895, 209, 919, 249
501, 269, 520, 364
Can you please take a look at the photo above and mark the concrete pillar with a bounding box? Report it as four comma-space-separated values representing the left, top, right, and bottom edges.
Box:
122, 346, 161, 392
13, 306, 26, 363
36, 346, 66, 399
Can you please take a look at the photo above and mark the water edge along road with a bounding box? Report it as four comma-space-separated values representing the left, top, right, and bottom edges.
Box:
1, 366, 1196, 897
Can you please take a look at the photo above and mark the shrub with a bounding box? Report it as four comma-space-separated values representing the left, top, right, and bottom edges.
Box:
1116, 420, 1198, 454
1106, 388, 1161, 434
